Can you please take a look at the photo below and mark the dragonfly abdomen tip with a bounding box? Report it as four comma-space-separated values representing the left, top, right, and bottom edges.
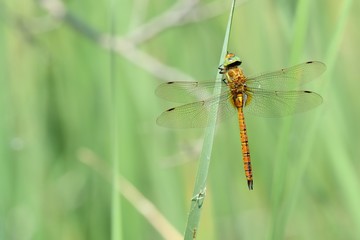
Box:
248, 180, 253, 190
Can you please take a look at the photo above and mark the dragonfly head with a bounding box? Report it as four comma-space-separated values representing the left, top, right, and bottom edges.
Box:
224, 53, 242, 68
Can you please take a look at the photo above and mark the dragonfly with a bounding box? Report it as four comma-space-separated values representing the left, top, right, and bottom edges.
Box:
156, 53, 326, 190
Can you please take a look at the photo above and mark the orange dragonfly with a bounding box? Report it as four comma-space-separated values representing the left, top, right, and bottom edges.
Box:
156, 53, 326, 190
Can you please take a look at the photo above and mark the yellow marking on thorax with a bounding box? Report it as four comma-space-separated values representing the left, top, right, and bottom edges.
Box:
225, 67, 247, 83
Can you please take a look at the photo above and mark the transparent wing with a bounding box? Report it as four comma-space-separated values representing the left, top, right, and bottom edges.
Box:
246, 61, 326, 90
156, 92, 237, 128
156, 81, 227, 103
244, 89, 323, 117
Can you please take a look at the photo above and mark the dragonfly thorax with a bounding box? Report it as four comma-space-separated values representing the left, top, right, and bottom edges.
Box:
224, 67, 247, 85
225, 66, 248, 109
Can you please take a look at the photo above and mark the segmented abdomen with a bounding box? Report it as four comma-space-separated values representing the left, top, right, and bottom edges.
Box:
237, 98, 253, 190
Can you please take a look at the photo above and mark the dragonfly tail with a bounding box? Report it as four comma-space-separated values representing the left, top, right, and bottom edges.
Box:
247, 180, 253, 190
237, 96, 254, 191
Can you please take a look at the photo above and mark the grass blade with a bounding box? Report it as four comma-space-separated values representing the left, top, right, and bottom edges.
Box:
183, 0, 237, 239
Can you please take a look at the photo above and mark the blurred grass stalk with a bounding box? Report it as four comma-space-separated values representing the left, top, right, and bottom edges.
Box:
108, 0, 122, 239
269, 0, 355, 239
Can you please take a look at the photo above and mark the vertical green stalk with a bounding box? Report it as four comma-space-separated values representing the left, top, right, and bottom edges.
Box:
321, 0, 360, 238
269, 1, 354, 240
109, 0, 122, 239
183, 0, 236, 239
289, 0, 311, 63
269, 0, 312, 239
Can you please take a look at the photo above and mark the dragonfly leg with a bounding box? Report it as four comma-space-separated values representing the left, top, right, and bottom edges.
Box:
218, 65, 225, 74
222, 78, 228, 85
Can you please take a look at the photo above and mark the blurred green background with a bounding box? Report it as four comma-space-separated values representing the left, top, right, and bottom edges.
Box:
0, 0, 359, 239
